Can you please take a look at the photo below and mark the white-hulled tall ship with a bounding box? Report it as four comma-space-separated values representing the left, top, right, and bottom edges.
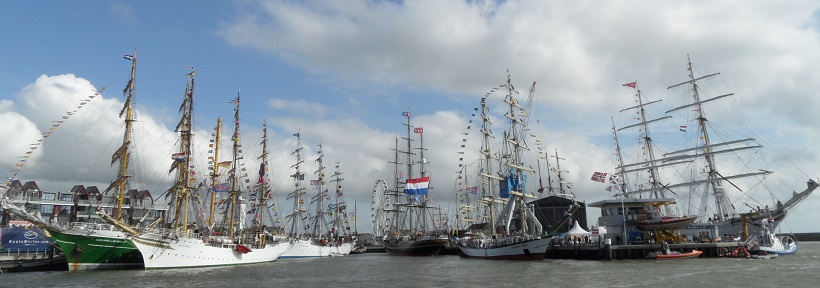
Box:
281, 136, 342, 258
327, 162, 355, 256
457, 74, 575, 260
103, 76, 290, 269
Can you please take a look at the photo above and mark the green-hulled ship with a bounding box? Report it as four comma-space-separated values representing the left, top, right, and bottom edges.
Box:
50, 51, 147, 271
3, 51, 162, 271
44, 224, 142, 270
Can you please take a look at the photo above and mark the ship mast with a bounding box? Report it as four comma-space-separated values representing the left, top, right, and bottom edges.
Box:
610, 116, 628, 194
616, 83, 677, 215
106, 50, 137, 223
208, 117, 222, 227
170, 67, 196, 232
620, 85, 668, 198
331, 162, 345, 236
551, 150, 567, 197
506, 74, 526, 236
664, 55, 764, 221
499, 72, 540, 236
287, 133, 306, 238
477, 97, 501, 235
227, 93, 241, 237
311, 144, 328, 237
386, 137, 402, 234
402, 111, 415, 232
414, 124, 429, 231
256, 121, 270, 229
611, 115, 629, 243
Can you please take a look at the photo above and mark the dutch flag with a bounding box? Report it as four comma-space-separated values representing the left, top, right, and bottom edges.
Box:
404, 176, 430, 195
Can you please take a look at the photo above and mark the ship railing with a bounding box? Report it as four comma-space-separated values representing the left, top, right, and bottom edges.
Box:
67, 222, 120, 231
0, 247, 54, 257
137, 227, 210, 240
136, 226, 178, 236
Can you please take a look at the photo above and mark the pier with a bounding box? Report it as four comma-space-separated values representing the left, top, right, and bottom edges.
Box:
0, 249, 67, 273
359, 232, 820, 259
545, 241, 744, 260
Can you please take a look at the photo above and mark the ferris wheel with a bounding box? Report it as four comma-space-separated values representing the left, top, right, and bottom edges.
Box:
371, 179, 390, 238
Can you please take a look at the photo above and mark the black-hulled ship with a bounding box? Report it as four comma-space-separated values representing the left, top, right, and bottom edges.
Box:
382, 112, 446, 256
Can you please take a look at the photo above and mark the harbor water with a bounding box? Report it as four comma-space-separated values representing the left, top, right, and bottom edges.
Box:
6, 242, 820, 287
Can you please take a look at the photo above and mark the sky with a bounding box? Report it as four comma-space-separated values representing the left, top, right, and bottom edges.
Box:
2, 0, 820, 233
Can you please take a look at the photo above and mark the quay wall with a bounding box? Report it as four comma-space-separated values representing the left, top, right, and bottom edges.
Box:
545, 242, 743, 260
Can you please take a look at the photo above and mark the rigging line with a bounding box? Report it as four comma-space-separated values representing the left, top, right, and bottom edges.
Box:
730, 176, 768, 208
729, 93, 808, 179
722, 106, 807, 182
756, 176, 779, 206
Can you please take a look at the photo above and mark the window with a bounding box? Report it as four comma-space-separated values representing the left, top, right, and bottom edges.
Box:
42, 192, 56, 201
40, 204, 54, 214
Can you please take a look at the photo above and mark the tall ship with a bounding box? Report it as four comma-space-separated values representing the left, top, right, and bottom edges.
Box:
327, 162, 356, 256
456, 74, 575, 260
104, 75, 291, 269
382, 111, 447, 256
1, 52, 163, 271
592, 56, 818, 244
281, 136, 337, 258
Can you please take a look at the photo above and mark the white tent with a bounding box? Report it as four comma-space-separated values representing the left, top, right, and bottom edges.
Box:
566, 221, 591, 236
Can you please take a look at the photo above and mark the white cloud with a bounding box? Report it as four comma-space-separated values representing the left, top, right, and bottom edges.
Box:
0, 111, 41, 170
0, 99, 13, 112
2, 74, 179, 196
109, 2, 137, 23
267, 97, 329, 117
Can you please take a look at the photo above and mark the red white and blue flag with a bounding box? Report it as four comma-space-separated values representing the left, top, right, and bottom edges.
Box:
590, 172, 607, 183
402, 111, 410, 117
172, 152, 187, 162
465, 186, 478, 194
211, 182, 230, 192
404, 176, 430, 195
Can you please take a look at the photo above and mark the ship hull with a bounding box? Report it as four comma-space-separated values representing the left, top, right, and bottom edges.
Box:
384, 239, 445, 256
330, 242, 355, 256
458, 237, 550, 260
280, 239, 332, 258
758, 234, 798, 255
131, 232, 291, 269
759, 244, 797, 255
47, 228, 143, 271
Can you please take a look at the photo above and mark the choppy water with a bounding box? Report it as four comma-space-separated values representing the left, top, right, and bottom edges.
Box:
7, 242, 820, 287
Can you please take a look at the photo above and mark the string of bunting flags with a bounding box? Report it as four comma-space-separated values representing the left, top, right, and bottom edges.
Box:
5, 88, 105, 187
455, 84, 505, 220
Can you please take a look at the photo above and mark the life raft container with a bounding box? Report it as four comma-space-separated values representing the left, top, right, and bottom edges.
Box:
235, 244, 252, 254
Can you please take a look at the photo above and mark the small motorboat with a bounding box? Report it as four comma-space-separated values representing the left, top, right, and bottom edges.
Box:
649, 242, 703, 259
646, 242, 703, 259
655, 249, 703, 259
